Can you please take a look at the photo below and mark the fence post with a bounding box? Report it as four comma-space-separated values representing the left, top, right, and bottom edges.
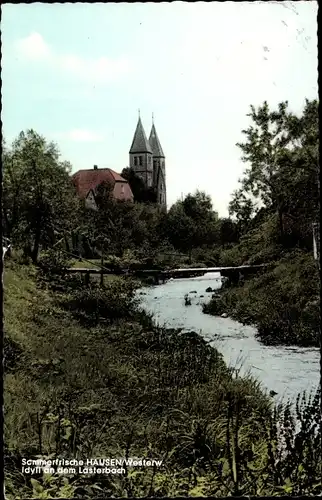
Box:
312, 222, 320, 271
100, 252, 104, 286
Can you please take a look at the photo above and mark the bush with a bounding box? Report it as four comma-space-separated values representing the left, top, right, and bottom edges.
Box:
64, 278, 140, 324
38, 248, 72, 275
203, 297, 225, 316
192, 246, 221, 266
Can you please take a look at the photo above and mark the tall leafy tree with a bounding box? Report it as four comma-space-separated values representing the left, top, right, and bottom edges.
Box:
229, 99, 319, 245
218, 218, 240, 248
166, 201, 195, 258
121, 167, 157, 203
166, 191, 219, 261
2, 129, 79, 262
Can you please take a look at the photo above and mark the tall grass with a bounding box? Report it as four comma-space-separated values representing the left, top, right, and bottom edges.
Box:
4, 259, 321, 498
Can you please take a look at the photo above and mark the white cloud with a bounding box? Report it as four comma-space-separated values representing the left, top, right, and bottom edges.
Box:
14, 32, 52, 61
54, 129, 105, 143
13, 32, 132, 84
59, 53, 131, 84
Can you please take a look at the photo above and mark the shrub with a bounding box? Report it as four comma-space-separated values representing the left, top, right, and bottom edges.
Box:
38, 248, 71, 275
64, 278, 140, 324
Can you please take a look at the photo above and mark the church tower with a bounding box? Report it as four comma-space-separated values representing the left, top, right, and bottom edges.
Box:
129, 115, 153, 188
149, 119, 167, 209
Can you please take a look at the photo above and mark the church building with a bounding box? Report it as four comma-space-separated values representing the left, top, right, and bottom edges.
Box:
72, 115, 167, 210
129, 115, 167, 208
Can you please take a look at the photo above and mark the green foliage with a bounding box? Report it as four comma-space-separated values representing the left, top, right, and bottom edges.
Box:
38, 249, 72, 275
166, 190, 219, 259
218, 218, 240, 248
166, 201, 195, 254
3, 336, 24, 373
78, 194, 166, 260
5, 470, 77, 499
3, 102, 321, 497
121, 167, 158, 203
208, 99, 321, 347
2, 129, 80, 262
204, 251, 320, 346
64, 277, 140, 325
4, 261, 321, 497
229, 99, 319, 247
76, 187, 224, 268
190, 246, 221, 267
219, 213, 282, 267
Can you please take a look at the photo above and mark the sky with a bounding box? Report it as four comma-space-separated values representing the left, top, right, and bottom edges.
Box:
1, 1, 318, 216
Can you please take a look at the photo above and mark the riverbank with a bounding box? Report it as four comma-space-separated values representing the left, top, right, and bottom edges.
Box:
203, 251, 320, 347
4, 260, 321, 497
138, 274, 319, 403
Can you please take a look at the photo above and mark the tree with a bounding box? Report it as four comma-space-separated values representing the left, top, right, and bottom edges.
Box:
182, 191, 216, 220
228, 190, 256, 232
229, 99, 319, 246
2, 129, 79, 262
77, 186, 165, 260
218, 218, 240, 248
165, 191, 219, 261
121, 167, 157, 203
165, 201, 195, 258
94, 180, 115, 211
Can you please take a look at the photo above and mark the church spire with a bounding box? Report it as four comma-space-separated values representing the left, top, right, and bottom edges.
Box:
149, 122, 165, 158
129, 116, 152, 154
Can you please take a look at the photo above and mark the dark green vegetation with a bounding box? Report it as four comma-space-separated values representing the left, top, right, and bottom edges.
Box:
2, 130, 223, 268
3, 100, 319, 348
2, 131, 78, 264
203, 251, 319, 346
204, 99, 320, 347
4, 259, 321, 498
3, 98, 320, 497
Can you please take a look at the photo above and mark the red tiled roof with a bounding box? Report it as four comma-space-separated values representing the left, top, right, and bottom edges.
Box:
72, 168, 133, 202
108, 169, 127, 182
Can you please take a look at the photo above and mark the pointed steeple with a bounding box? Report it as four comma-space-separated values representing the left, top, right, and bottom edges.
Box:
129, 117, 152, 154
149, 122, 165, 158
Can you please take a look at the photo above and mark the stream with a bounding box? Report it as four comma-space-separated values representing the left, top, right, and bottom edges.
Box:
138, 272, 320, 404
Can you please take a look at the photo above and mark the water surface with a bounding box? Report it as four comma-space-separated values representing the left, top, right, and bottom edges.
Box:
138, 272, 320, 404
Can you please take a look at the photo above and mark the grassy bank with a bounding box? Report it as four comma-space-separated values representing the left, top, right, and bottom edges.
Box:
4, 259, 321, 498
203, 251, 320, 347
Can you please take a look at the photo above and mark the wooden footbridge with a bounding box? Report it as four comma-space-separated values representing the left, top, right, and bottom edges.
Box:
67, 263, 274, 285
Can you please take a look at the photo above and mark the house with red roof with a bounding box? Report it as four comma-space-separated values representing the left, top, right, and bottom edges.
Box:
72, 165, 134, 210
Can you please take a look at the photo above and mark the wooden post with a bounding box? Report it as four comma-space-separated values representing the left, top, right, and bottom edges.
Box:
85, 272, 90, 287
100, 251, 104, 287
313, 222, 320, 270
